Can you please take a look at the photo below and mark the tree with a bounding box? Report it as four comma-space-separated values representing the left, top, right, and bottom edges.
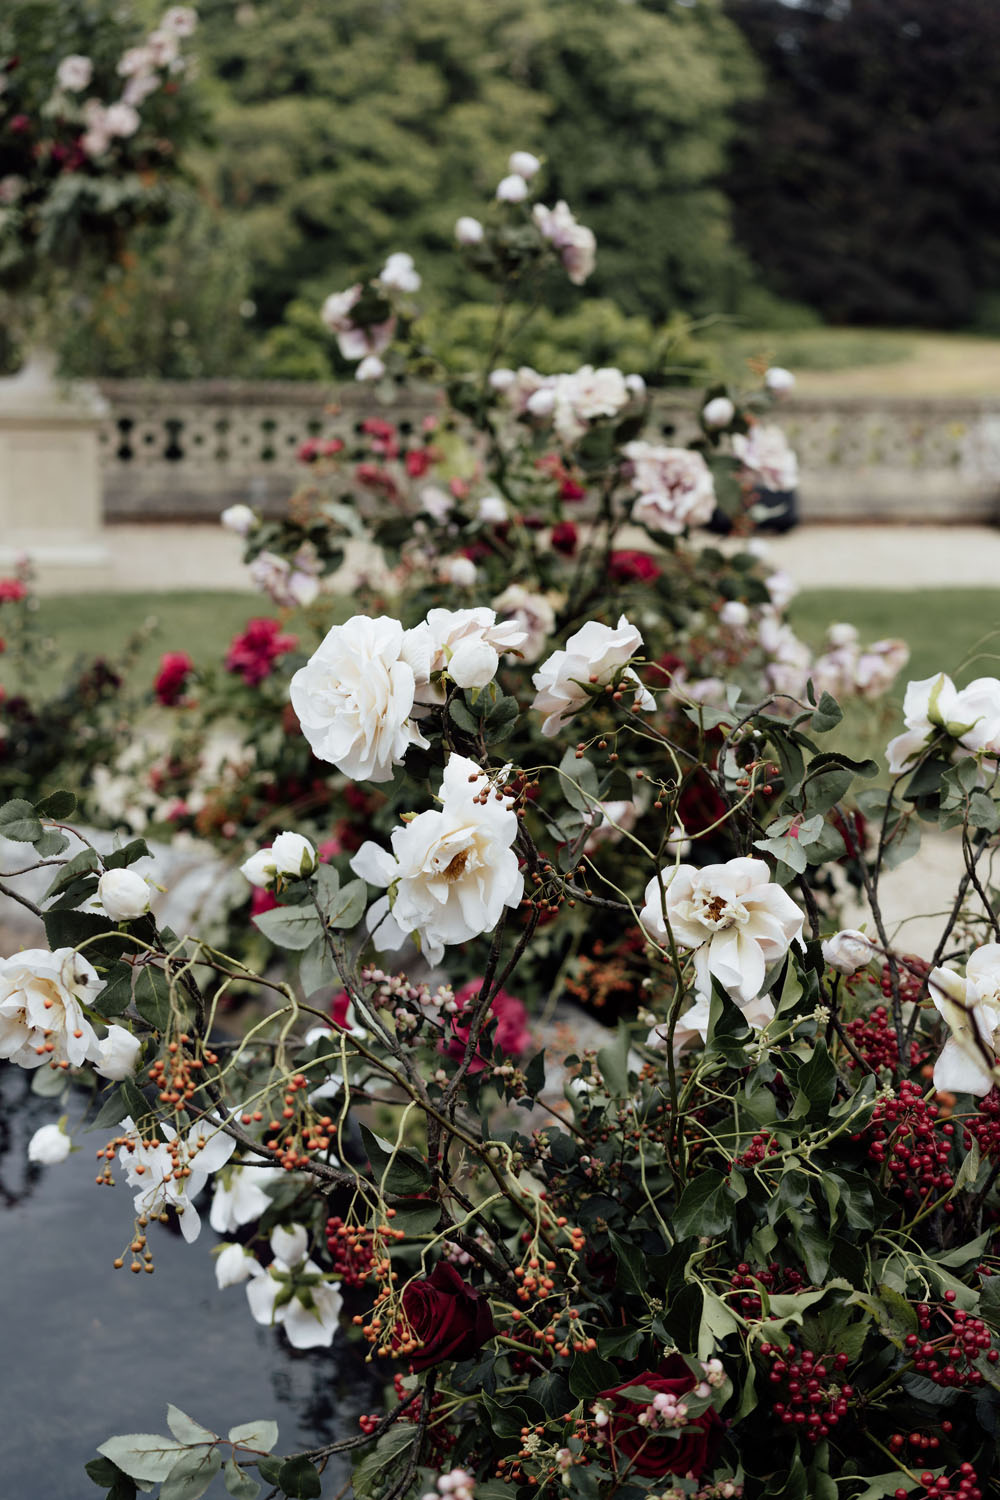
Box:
724, 0, 1000, 326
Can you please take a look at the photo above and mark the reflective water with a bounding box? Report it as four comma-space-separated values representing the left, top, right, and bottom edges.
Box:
0, 1067, 375, 1498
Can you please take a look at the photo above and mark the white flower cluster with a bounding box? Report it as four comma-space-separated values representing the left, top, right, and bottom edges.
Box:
493, 364, 641, 446
732, 423, 799, 493
622, 441, 717, 535
117, 1114, 236, 1243
532, 199, 597, 285
887, 671, 1000, 773
61, 7, 197, 158
811, 623, 909, 702
0, 948, 140, 1080
350, 752, 523, 964
241, 831, 317, 889
320, 251, 420, 381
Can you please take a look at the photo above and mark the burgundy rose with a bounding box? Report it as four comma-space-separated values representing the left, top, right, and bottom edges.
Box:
154, 650, 194, 706
597, 1356, 725, 1479
396, 1262, 496, 1371
609, 550, 661, 584
551, 521, 578, 556
225, 616, 297, 685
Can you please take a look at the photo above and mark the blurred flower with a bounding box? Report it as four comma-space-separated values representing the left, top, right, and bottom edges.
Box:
532, 200, 596, 284
56, 55, 92, 92
733, 424, 799, 492
624, 443, 716, 535
455, 216, 484, 245
28, 1123, 71, 1164
496, 174, 529, 203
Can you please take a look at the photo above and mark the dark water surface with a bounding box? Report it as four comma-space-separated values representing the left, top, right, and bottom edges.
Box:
1, 1066, 374, 1498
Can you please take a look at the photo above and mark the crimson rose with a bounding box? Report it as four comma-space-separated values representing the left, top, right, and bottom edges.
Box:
396, 1262, 496, 1371
597, 1356, 725, 1479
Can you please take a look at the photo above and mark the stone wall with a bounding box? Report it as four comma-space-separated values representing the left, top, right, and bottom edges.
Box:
87, 381, 1000, 526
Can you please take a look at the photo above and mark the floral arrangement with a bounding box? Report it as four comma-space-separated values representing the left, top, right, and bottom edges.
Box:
10, 154, 1000, 1500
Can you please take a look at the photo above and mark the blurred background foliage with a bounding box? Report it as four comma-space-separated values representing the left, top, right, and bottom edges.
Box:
36, 0, 1000, 380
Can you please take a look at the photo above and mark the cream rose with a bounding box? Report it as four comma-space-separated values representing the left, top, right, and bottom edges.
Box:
623, 442, 716, 535
0, 948, 103, 1070
531, 614, 653, 737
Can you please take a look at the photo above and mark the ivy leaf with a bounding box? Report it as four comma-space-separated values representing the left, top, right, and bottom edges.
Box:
569, 1348, 619, 1398
673, 1169, 731, 1238
228, 1420, 278, 1452
96, 1435, 184, 1483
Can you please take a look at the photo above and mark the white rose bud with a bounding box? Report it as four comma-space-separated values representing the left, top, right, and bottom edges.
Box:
98, 868, 151, 922
822, 929, 877, 975
271, 1222, 309, 1265
476, 495, 508, 524
356, 355, 386, 381
719, 600, 750, 628
216, 1242, 256, 1288
703, 395, 736, 429
270, 831, 317, 879
28, 1123, 72, 1164
625, 373, 647, 397
765, 366, 796, 393
508, 150, 541, 180
447, 638, 500, 690
526, 387, 556, 418
455, 216, 485, 246
240, 848, 276, 889
443, 557, 477, 587
489, 368, 517, 392
221, 503, 256, 536
496, 174, 529, 203
94, 1024, 142, 1081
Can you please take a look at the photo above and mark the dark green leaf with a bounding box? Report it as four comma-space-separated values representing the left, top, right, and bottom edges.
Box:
97, 963, 134, 1018
673, 1170, 731, 1238
33, 829, 70, 858
277, 1456, 322, 1499
0, 797, 43, 841
527, 1371, 572, 1417
44, 847, 100, 899
92, 1086, 131, 1129
810, 694, 842, 733
351, 1426, 414, 1500
134, 966, 172, 1032
448, 699, 478, 734
569, 1349, 620, 1399
103, 839, 151, 871
36, 789, 77, 819
224, 1457, 261, 1499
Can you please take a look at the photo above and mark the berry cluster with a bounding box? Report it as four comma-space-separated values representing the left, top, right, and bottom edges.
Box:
759, 1343, 853, 1441
253, 1075, 336, 1171
325, 1216, 376, 1287
729, 1262, 805, 1318
843, 1005, 928, 1074
734, 1133, 781, 1168
854, 1081, 955, 1207
903, 1302, 997, 1387
962, 1086, 1000, 1159
147, 1035, 216, 1108
882, 956, 931, 1006
894, 1466, 983, 1500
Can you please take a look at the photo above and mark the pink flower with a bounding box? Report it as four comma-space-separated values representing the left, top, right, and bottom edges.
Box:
609, 550, 661, 584
251, 886, 278, 918
154, 651, 194, 706
225, 617, 298, 686
0, 578, 27, 602
444, 982, 532, 1073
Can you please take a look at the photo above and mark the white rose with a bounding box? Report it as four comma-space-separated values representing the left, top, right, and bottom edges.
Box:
442, 556, 477, 587
420, 484, 454, 521
147, 27, 180, 66
526, 386, 556, 418
456, 216, 485, 245
28, 1123, 72, 1164
248, 550, 320, 609
532, 614, 654, 737
98, 868, 151, 921
289, 615, 430, 783
118, 1113, 236, 1243
765, 366, 796, 393
356, 355, 385, 381
221, 503, 256, 536
492, 584, 556, 663
215, 1242, 256, 1288
123, 71, 160, 106
245, 1224, 343, 1348
105, 101, 141, 138
703, 396, 736, 429
350, 753, 524, 965
379, 251, 421, 294
410, 607, 527, 701
764, 569, 798, 611
822, 929, 877, 975
623, 443, 716, 535
640, 856, 803, 1008
0, 948, 103, 1070
94, 1024, 142, 1081
532, 201, 596, 284
719, 600, 750, 628
929, 946, 1000, 1095
758, 613, 811, 699
646, 992, 774, 1059
210, 1163, 283, 1234
161, 6, 198, 35
240, 849, 276, 889
476, 495, 508, 524
854, 639, 909, 699
488, 368, 517, 392
625, 373, 646, 397
509, 150, 541, 179
56, 55, 93, 92
550, 366, 629, 445
117, 46, 155, 78
496, 174, 529, 203
733, 425, 799, 492
272, 831, 317, 878
884, 672, 1000, 773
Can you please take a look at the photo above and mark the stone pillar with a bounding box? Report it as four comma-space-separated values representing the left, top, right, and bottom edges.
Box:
0, 348, 113, 590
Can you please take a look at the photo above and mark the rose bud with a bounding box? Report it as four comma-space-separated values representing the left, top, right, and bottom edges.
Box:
98, 868, 151, 922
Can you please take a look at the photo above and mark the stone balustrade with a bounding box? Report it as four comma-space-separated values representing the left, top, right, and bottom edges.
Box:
94, 380, 1000, 526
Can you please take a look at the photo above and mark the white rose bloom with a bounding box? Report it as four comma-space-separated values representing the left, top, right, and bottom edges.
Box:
161, 6, 198, 35
271, 831, 317, 879
420, 484, 454, 521
929, 947, 1000, 1095
640, 856, 803, 1008
56, 55, 93, 91
625, 373, 646, 398
320, 284, 395, 362
289, 615, 430, 783
350, 753, 524, 965
509, 150, 541, 179
532, 201, 597, 285
764, 569, 798, 611
241, 848, 276, 889
646, 991, 774, 1059
105, 101, 141, 138
884, 672, 1000, 773
80, 100, 111, 157
526, 386, 556, 419
248, 549, 321, 609
623, 443, 716, 535
476, 495, 508, 524
488, 368, 517, 392
531, 614, 654, 737
733, 425, 799, 492
822, 929, 877, 975
496, 173, 529, 203
221, 503, 256, 536
98, 868, 151, 921
210, 1163, 283, 1234
379, 251, 421, 294
719, 600, 750, 629
117, 46, 155, 78
854, 638, 909, 699
551, 366, 629, 446
122, 71, 160, 106
245, 1224, 343, 1348
147, 27, 180, 66
28, 1123, 72, 1164
765, 366, 796, 393
442, 556, 478, 587
455, 216, 485, 245
492, 584, 556, 663
0, 948, 103, 1070
703, 396, 736, 430
412, 607, 527, 701
94, 1024, 142, 1081
758, 613, 811, 700
216, 1242, 256, 1288
356, 354, 385, 381
117, 1114, 236, 1243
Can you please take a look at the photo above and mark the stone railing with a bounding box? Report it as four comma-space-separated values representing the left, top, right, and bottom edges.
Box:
94, 381, 1000, 526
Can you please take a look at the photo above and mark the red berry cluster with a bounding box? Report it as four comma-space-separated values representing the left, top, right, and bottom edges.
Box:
759, 1343, 853, 1441
734, 1133, 781, 1168
729, 1261, 805, 1318
390, 1374, 456, 1464
894, 1466, 983, 1500
888, 1426, 946, 1458
325, 1216, 375, 1287
903, 1302, 997, 1387
962, 1086, 1000, 1159
843, 1005, 929, 1074
853, 1081, 955, 1207
882, 956, 931, 1006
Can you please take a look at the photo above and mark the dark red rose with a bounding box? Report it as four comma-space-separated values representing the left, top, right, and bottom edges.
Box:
551, 521, 578, 556
597, 1356, 724, 1479
0, 577, 27, 602
154, 651, 194, 706
609, 550, 661, 584
225, 616, 297, 685
405, 447, 433, 477
396, 1262, 496, 1371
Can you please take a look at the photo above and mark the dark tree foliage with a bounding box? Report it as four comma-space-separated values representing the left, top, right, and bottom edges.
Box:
724, 0, 1000, 326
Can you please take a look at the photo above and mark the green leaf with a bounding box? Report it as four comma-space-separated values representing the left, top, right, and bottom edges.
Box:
277, 1456, 322, 1498
802, 765, 853, 815
36, 789, 77, 819
224, 1458, 261, 1499
388, 1200, 440, 1236
44, 847, 100, 900
607, 1230, 648, 1298
811, 693, 843, 733
313, 862, 340, 909
351, 1426, 414, 1500
96, 1435, 184, 1483
92, 1085, 132, 1129
969, 790, 1000, 833
796, 1222, 831, 1282
299, 935, 335, 997
791, 1041, 838, 1120
33, 829, 70, 858
558, 748, 599, 814
256, 1458, 283, 1486
103, 839, 151, 871
359, 1124, 431, 1195
97, 964, 135, 1019
0, 797, 43, 841
228, 1420, 278, 1452
134, 966, 172, 1032
448, 699, 478, 734
569, 1348, 619, 1399
31, 1063, 68, 1097
482, 1394, 529, 1437
596, 1021, 631, 1098
527, 1371, 572, 1417
324, 878, 367, 930
253, 903, 323, 951
166, 1407, 216, 1446
86, 1457, 123, 1487
42, 908, 128, 963
673, 1169, 731, 1238
159, 1446, 222, 1500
